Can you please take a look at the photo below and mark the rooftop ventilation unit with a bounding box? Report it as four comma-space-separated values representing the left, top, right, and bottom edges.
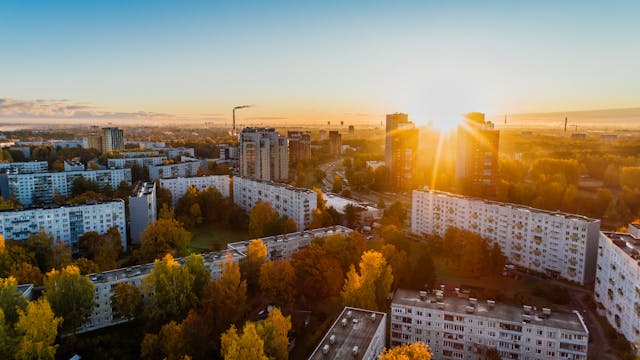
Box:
464, 306, 475, 313
437, 302, 445, 309
322, 344, 330, 354
370, 313, 377, 322
329, 334, 336, 345
341, 319, 347, 327
346, 310, 353, 319
523, 305, 532, 314
522, 314, 532, 323
487, 300, 496, 309
542, 308, 552, 317
352, 346, 359, 357
419, 291, 427, 300
469, 298, 478, 306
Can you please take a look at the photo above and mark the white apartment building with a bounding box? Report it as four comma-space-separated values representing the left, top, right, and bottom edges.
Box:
391, 289, 589, 360
0, 200, 126, 250
239, 127, 288, 182
148, 160, 203, 181
63, 160, 85, 171
308, 307, 387, 360
129, 182, 156, 245
159, 175, 230, 206
227, 225, 352, 260
411, 189, 601, 284
81, 249, 246, 333
0, 161, 48, 173
0, 168, 132, 206
233, 177, 317, 231
102, 127, 124, 153
107, 156, 167, 169
594, 227, 640, 352
152, 147, 195, 159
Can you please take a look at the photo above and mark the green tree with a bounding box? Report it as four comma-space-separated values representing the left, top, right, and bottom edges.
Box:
136, 217, 191, 263
111, 283, 142, 320
156, 182, 173, 213
24, 231, 53, 272
183, 254, 209, 299
43, 265, 95, 332
14, 298, 62, 360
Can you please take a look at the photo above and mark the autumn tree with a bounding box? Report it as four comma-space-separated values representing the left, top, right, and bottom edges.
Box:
314, 232, 366, 274
291, 245, 344, 302
341, 250, 393, 311
241, 239, 267, 293
256, 308, 292, 360
142, 254, 197, 324
0, 276, 27, 325
111, 283, 142, 320
9, 263, 43, 286
221, 322, 268, 360
24, 231, 53, 272
72, 257, 100, 275
14, 298, 62, 360
259, 260, 296, 310
249, 201, 296, 238
141, 321, 188, 360
332, 175, 343, 193
136, 217, 191, 263
183, 254, 209, 299
47, 239, 72, 271
379, 342, 432, 360
43, 265, 94, 332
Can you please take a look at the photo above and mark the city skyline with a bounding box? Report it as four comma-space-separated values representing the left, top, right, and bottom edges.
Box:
2, 1, 640, 130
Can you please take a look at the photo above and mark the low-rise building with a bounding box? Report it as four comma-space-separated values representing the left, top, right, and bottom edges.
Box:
391, 288, 589, 360
159, 175, 230, 206
148, 160, 203, 181
0, 200, 127, 250
233, 177, 317, 231
308, 307, 386, 360
411, 188, 601, 284
323, 193, 383, 226
594, 227, 640, 352
227, 225, 352, 260
129, 182, 156, 244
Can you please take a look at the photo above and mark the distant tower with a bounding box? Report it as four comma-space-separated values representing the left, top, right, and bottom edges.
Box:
564, 117, 568, 132
340, 121, 344, 126
327, 121, 330, 127
504, 114, 507, 125
456, 113, 500, 197
385, 113, 418, 190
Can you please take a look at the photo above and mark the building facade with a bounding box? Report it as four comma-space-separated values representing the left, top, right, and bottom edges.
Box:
233, 177, 316, 231
101, 127, 125, 153
159, 175, 230, 206
594, 228, 640, 352
411, 189, 601, 284
309, 307, 386, 360
455, 112, 500, 197
153, 147, 196, 159
148, 160, 203, 181
0, 161, 49, 174
129, 182, 156, 245
385, 113, 418, 190
0, 168, 132, 206
329, 131, 342, 156
288, 131, 312, 164
239, 127, 288, 182
0, 200, 126, 250
391, 289, 589, 360
107, 156, 167, 169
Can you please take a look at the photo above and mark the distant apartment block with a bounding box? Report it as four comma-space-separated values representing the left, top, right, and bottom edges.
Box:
456, 112, 500, 196
0, 200, 126, 250
159, 175, 230, 206
288, 131, 312, 164
239, 128, 288, 182
84, 133, 103, 152
329, 131, 342, 156
0, 169, 132, 206
153, 147, 195, 159
129, 182, 156, 245
0, 161, 48, 174
391, 288, 589, 360
385, 113, 418, 190
217, 144, 238, 161
594, 227, 640, 353
107, 156, 167, 169
148, 160, 203, 181
63, 160, 85, 172
124, 141, 166, 149
233, 177, 316, 231
227, 225, 352, 261
323, 193, 383, 226
411, 188, 601, 284
101, 127, 125, 153
308, 306, 386, 360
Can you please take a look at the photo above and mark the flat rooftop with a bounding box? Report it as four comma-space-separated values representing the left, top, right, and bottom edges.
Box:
308, 307, 385, 360
602, 231, 640, 260
227, 225, 352, 254
392, 288, 588, 333
323, 193, 378, 213
234, 177, 316, 194
415, 188, 599, 223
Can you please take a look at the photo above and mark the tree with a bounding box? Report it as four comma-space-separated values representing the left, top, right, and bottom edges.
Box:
24, 231, 53, 272
221, 322, 268, 360
70, 176, 100, 196
111, 283, 142, 320
292, 245, 344, 302
341, 250, 393, 311
14, 298, 62, 360
241, 239, 267, 293
142, 321, 188, 360
316, 232, 366, 274
43, 265, 94, 332
183, 254, 209, 299
136, 217, 191, 263
156, 182, 173, 213
93, 227, 123, 271
249, 201, 279, 238
9, 263, 43, 286
47, 239, 72, 271
73, 257, 99, 275
259, 260, 296, 310
379, 342, 432, 360
142, 254, 196, 324
256, 308, 291, 360
381, 201, 407, 227
332, 175, 343, 193
0, 309, 9, 359
0, 277, 27, 325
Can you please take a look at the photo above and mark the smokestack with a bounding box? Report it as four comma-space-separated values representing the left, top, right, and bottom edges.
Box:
564, 117, 567, 132
233, 105, 251, 136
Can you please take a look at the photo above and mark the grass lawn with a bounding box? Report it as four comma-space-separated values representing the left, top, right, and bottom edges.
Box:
189, 223, 249, 253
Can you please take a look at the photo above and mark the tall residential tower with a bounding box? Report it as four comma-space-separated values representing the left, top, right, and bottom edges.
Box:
456, 112, 499, 196
239, 128, 288, 182
385, 113, 418, 190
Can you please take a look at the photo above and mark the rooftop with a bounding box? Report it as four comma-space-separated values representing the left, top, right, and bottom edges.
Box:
602, 231, 640, 261
0, 199, 124, 213
416, 188, 599, 223
234, 177, 316, 194
132, 182, 155, 197
308, 307, 386, 360
323, 193, 378, 213
392, 288, 588, 333
227, 225, 352, 254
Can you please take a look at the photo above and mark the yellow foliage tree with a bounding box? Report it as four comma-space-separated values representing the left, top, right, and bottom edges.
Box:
14, 298, 63, 360
340, 250, 393, 311
221, 322, 268, 360
256, 308, 292, 360
379, 342, 432, 360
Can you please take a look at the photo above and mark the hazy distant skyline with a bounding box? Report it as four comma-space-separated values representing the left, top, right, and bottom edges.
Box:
2, 1, 640, 129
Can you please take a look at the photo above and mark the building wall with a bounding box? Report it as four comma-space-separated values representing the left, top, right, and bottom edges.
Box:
239, 128, 288, 182
0, 161, 48, 174
232, 177, 316, 231
129, 183, 156, 245
148, 161, 202, 181
385, 113, 418, 190
102, 127, 124, 153
159, 175, 230, 206
0, 201, 126, 250
329, 131, 342, 155
107, 156, 167, 169
411, 189, 600, 284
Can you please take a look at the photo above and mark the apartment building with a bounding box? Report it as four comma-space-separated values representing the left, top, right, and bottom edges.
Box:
456, 112, 500, 197
385, 113, 418, 190
288, 131, 311, 164
239, 127, 288, 182
227, 225, 352, 261
391, 289, 589, 360
159, 175, 230, 206
594, 227, 640, 352
148, 160, 203, 181
63, 160, 85, 172
0, 200, 126, 250
129, 182, 156, 244
308, 307, 386, 360
0, 168, 132, 206
102, 127, 125, 153
329, 131, 342, 156
0, 161, 48, 174
153, 147, 195, 159
107, 156, 167, 169
233, 177, 317, 231
411, 189, 601, 284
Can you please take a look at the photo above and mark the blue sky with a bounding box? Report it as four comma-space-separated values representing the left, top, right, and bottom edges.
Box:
1, 0, 639, 127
